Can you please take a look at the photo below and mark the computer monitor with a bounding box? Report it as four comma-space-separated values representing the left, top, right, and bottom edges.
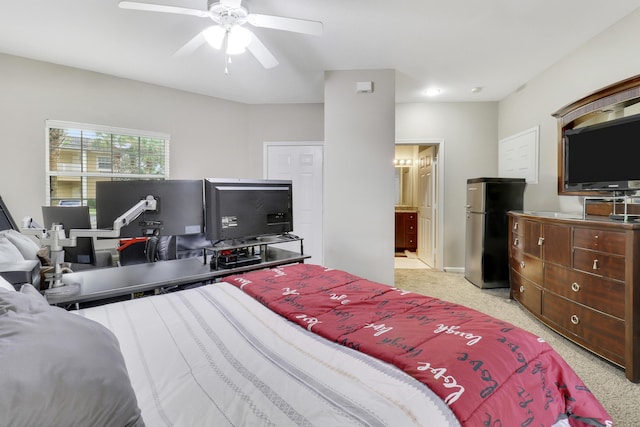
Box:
96, 180, 204, 238
42, 206, 95, 265
0, 196, 18, 231
204, 178, 294, 242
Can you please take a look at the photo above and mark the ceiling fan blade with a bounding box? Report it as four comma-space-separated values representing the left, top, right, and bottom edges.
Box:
173, 31, 207, 58
248, 14, 323, 36
118, 1, 209, 18
246, 35, 279, 69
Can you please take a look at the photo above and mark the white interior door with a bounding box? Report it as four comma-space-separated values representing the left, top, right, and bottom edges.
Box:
265, 142, 323, 265
417, 146, 436, 267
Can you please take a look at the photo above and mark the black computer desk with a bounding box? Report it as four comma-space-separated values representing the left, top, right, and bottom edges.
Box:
49, 247, 309, 308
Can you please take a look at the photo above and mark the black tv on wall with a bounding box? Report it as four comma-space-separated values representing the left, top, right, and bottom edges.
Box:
564, 113, 640, 193
204, 178, 293, 242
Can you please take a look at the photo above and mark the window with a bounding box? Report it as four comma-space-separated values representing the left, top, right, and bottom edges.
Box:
46, 120, 170, 224
96, 156, 112, 171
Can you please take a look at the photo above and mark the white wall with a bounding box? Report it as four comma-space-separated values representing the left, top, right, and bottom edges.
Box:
498, 8, 640, 212
396, 102, 499, 269
0, 53, 322, 227
324, 70, 396, 284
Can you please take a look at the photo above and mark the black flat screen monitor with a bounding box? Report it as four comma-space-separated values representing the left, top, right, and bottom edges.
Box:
42, 206, 95, 265
0, 196, 18, 231
96, 180, 204, 238
204, 178, 293, 242
564, 113, 640, 192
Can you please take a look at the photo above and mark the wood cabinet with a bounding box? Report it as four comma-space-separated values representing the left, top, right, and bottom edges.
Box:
508, 211, 640, 382
395, 211, 417, 252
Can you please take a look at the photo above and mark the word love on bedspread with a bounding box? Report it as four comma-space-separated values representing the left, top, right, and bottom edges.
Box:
226, 264, 612, 427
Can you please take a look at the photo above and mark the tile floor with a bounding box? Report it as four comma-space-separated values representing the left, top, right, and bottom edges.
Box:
394, 251, 430, 269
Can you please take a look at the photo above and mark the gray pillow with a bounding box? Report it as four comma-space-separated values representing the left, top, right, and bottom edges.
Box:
0, 229, 40, 261
0, 286, 145, 427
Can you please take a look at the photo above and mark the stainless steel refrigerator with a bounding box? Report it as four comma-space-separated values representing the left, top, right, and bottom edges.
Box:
465, 177, 526, 288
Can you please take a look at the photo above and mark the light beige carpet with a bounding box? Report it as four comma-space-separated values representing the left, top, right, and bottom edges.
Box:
394, 268, 639, 426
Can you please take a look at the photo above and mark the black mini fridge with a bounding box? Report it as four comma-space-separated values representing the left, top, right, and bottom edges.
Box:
464, 177, 526, 288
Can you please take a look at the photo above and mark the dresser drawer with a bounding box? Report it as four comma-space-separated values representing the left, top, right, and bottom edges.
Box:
406, 233, 417, 250
573, 228, 625, 255
544, 263, 624, 319
510, 272, 541, 315
542, 293, 625, 364
510, 252, 543, 284
511, 233, 524, 254
511, 218, 524, 236
573, 248, 625, 281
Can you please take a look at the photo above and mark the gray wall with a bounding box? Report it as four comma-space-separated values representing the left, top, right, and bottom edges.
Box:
324, 69, 396, 284
0, 53, 323, 226
498, 8, 640, 213
396, 102, 500, 270
0, 52, 520, 275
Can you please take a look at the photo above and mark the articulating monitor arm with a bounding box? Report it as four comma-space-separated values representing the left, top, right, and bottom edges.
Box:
21, 196, 158, 289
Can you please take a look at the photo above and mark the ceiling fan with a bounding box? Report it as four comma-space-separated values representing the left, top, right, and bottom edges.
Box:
118, 0, 323, 72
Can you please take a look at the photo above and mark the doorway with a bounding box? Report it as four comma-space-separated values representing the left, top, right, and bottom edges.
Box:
394, 140, 444, 270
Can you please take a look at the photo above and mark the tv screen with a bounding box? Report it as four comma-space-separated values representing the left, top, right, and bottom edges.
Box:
564, 114, 640, 192
96, 180, 204, 237
204, 178, 293, 242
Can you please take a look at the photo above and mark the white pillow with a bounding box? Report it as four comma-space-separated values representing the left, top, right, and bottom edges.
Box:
0, 237, 24, 262
0, 275, 15, 292
0, 230, 40, 261
19, 283, 40, 297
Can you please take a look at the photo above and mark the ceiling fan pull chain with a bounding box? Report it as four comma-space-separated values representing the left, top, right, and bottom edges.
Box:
224, 30, 230, 74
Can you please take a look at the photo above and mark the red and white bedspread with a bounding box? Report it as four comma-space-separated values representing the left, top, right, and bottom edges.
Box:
225, 263, 612, 427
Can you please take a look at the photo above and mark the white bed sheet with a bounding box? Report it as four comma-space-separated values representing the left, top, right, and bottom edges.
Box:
78, 282, 460, 427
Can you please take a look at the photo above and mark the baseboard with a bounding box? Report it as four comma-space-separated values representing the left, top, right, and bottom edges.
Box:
443, 267, 464, 273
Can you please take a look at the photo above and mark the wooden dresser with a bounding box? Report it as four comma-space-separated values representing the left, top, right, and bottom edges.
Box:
508, 211, 640, 382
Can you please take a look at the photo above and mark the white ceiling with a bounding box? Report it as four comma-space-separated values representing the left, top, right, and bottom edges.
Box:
1, 0, 639, 104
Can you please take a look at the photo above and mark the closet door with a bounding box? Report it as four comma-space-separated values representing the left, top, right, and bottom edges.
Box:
265, 142, 324, 265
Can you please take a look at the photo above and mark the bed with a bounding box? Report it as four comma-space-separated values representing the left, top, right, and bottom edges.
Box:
0, 263, 612, 427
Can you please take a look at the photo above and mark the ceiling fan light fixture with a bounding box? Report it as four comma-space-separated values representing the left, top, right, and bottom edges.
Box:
203, 25, 226, 49
226, 25, 252, 55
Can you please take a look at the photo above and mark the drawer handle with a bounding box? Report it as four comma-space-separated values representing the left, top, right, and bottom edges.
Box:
592, 259, 599, 270
514, 222, 519, 230
520, 261, 525, 269
513, 237, 519, 246
538, 237, 544, 246
571, 282, 580, 292
570, 315, 580, 325
519, 285, 525, 293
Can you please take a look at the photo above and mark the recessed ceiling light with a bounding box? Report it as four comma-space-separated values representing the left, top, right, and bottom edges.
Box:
424, 88, 441, 97
471, 86, 483, 93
